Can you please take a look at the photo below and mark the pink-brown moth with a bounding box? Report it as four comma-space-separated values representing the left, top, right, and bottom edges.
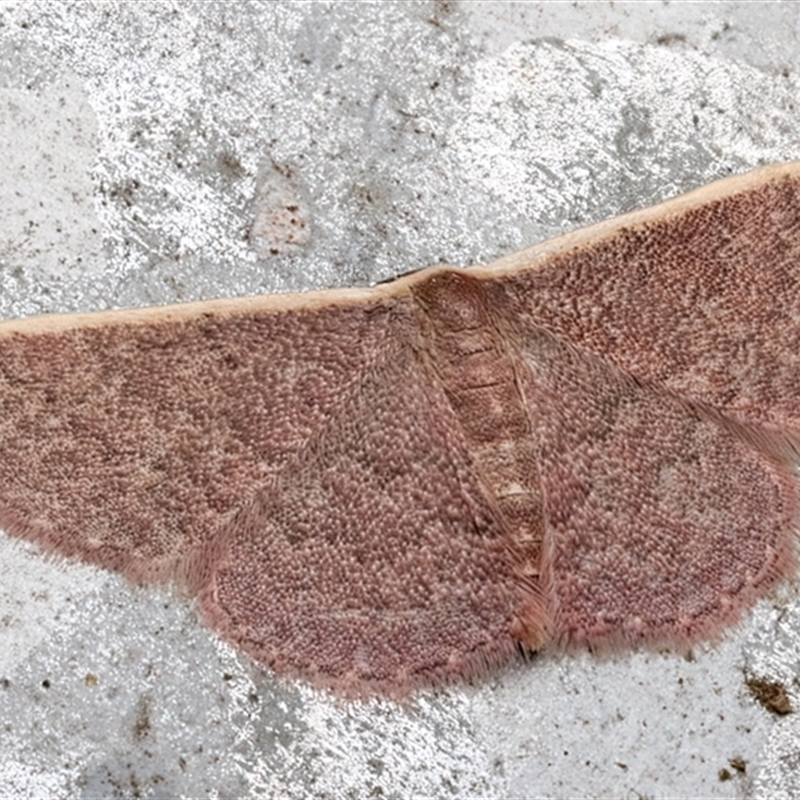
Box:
1, 162, 799, 697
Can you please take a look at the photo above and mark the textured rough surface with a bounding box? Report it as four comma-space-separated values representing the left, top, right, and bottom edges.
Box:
197, 330, 530, 694
3, 2, 800, 798
1, 164, 799, 696
0, 301, 402, 581
501, 174, 800, 435
518, 326, 795, 651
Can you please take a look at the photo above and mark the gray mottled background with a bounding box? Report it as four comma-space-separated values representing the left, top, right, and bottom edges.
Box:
1, 2, 800, 798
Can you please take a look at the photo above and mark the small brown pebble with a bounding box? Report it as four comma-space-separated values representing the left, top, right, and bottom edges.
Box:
746, 677, 792, 715
729, 756, 746, 774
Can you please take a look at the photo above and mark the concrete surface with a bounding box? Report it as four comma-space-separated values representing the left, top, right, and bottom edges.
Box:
1, 1, 799, 797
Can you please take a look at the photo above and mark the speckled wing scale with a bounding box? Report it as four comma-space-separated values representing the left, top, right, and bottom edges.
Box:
2, 162, 800, 696
192, 292, 546, 695
511, 326, 797, 652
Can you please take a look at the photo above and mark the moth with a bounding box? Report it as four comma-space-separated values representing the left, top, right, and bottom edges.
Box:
1, 162, 799, 697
